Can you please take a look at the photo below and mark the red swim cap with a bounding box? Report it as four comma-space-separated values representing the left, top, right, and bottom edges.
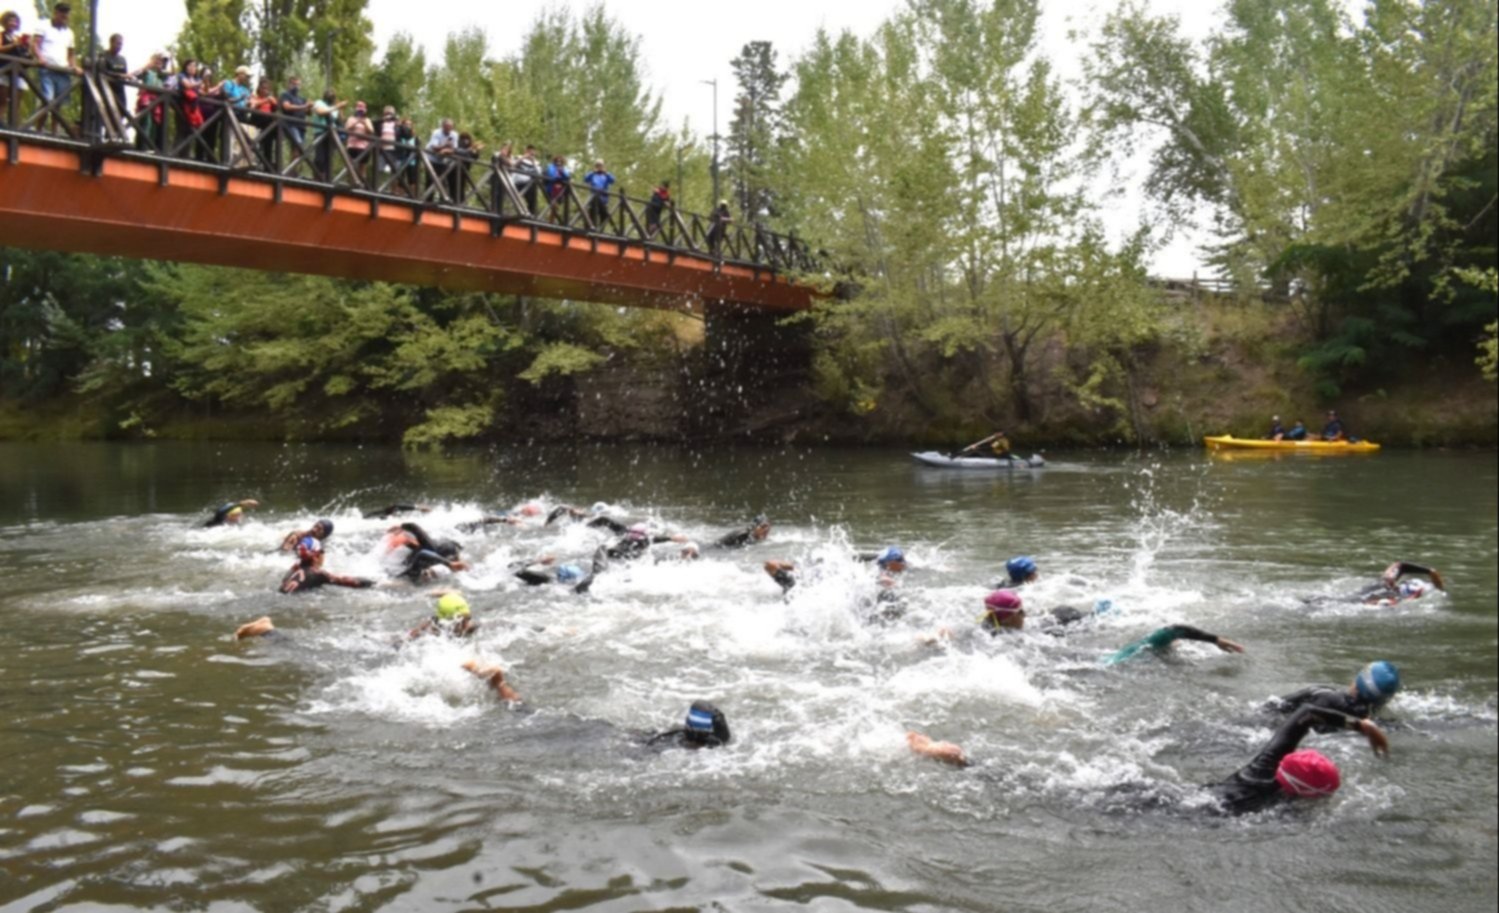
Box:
1275, 749, 1340, 798
984, 589, 1023, 618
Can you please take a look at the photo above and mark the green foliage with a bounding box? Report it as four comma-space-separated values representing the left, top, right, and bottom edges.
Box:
518, 342, 606, 384
402, 403, 495, 448
727, 41, 788, 218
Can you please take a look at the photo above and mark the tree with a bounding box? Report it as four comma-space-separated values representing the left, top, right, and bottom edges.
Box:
174, 0, 254, 72
727, 41, 787, 220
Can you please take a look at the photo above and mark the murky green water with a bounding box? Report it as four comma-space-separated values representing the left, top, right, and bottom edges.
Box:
1, 442, 1495, 912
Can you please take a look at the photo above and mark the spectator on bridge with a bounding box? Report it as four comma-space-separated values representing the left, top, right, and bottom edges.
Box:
344, 100, 375, 176
396, 116, 419, 192
278, 74, 312, 156
452, 131, 483, 200
97, 33, 127, 129
425, 117, 459, 200
309, 89, 344, 180
491, 141, 516, 212
211, 65, 254, 165
517, 144, 543, 214
543, 154, 571, 221
583, 159, 615, 229
250, 77, 276, 165
0, 12, 30, 120
377, 105, 399, 176
33, 2, 80, 135
174, 59, 210, 161
644, 180, 670, 238
707, 200, 732, 258
131, 51, 169, 151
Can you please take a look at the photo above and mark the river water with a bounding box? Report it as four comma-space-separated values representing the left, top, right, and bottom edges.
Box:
0, 442, 1494, 913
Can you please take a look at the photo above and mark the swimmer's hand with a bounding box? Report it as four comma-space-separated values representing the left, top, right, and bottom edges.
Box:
463, 659, 521, 703
1356, 719, 1390, 758
234, 616, 275, 640
906, 731, 968, 768
1214, 637, 1246, 654
1430, 569, 1446, 591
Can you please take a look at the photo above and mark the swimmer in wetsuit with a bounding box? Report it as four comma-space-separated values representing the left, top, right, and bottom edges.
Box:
1208, 705, 1388, 815
1106, 624, 1245, 664
597, 523, 687, 565
278, 550, 375, 594
278, 518, 334, 552
513, 556, 594, 593
1266, 661, 1401, 731
407, 591, 479, 640
644, 701, 732, 750
1356, 562, 1446, 605
711, 515, 771, 550
204, 499, 260, 527
364, 503, 431, 520
386, 522, 468, 583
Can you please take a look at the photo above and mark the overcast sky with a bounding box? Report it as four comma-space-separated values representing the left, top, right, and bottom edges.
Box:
70, 0, 1225, 275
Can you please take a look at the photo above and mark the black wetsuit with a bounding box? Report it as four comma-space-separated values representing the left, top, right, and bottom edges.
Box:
587, 516, 631, 535
365, 504, 423, 519
279, 566, 373, 594
1208, 705, 1351, 815
712, 526, 763, 550
457, 516, 514, 533
545, 505, 588, 526
602, 534, 675, 562
1267, 688, 1377, 732
203, 502, 245, 528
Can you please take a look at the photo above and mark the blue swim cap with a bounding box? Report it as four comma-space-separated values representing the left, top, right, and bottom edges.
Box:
1006, 555, 1038, 583
877, 547, 905, 567
686, 705, 716, 735
555, 563, 583, 583
1355, 661, 1400, 702
316, 518, 334, 537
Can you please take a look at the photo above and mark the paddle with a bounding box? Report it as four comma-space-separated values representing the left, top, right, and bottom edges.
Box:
950, 432, 1000, 460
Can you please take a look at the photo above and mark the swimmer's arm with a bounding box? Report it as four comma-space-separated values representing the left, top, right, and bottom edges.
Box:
327, 574, 375, 589
906, 731, 969, 768
587, 516, 628, 534
1384, 561, 1443, 590
278, 530, 302, 551
1160, 625, 1245, 653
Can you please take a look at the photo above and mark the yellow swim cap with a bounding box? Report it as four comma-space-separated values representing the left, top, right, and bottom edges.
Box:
436, 593, 470, 621
227, 507, 243, 518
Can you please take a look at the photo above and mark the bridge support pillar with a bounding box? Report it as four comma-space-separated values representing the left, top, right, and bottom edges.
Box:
693, 300, 813, 438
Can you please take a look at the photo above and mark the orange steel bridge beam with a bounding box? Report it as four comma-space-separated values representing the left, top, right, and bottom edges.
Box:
0, 142, 821, 314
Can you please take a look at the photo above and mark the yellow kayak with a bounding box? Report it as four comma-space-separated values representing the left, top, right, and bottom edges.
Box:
1203, 435, 1381, 453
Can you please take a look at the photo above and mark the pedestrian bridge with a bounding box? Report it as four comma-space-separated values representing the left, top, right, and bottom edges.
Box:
0, 63, 824, 313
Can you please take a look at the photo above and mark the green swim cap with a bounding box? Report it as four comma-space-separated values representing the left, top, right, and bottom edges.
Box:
436, 593, 470, 621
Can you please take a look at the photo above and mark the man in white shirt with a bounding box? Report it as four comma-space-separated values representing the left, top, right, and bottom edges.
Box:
425, 118, 458, 199
33, 2, 80, 133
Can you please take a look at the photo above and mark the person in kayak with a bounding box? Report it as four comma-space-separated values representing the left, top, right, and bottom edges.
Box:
279, 518, 334, 552
407, 591, 479, 639
1208, 705, 1388, 815
1357, 561, 1445, 605
204, 499, 260, 527
1268, 415, 1286, 440
1106, 624, 1245, 664
711, 514, 771, 550
1266, 661, 1401, 730
513, 556, 593, 592
644, 701, 732, 750
1321, 410, 1346, 441
1285, 419, 1308, 441
957, 431, 1012, 460
279, 549, 376, 594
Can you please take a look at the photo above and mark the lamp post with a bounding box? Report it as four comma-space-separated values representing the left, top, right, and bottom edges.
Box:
324, 27, 341, 90
701, 78, 719, 208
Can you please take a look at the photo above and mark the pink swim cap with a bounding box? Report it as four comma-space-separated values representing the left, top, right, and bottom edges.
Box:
1275, 749, 1340, 798
984, 589, 1023, 618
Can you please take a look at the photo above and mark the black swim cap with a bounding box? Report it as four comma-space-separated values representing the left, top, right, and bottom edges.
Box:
316, 518, 334, 536
685, 700, 731, 746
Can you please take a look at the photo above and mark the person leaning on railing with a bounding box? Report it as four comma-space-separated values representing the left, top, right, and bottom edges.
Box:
249, 76, 276, 165
0, 10, 29, 121
277, 74, 311, 154
644, 180, 670, 239
32, 1, 81, 135
343, 100, 374, 176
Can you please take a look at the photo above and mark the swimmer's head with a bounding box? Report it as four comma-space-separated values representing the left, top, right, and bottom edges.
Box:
1005, 555, 1038, 584
590, 501, 609, 515
1398, 579, 1430, 599
876, 547, 906, 572
683, 700, 731, 746
982, 589, 1025, 629
555, 564, 584, 584
680, 541, 700, 559
1354, 661, 1400, 704
225, 506, 244, 524
436, 592, 470, 621
1275, 749, 1340, 799
313, 518, 334, 538
627, 523, 650, 541
518, 501, 543, 518
751, 514, 770, 540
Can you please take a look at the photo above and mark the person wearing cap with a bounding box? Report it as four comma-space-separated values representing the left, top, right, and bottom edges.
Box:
1357, 561, 1446, 605
279, 518, 335, 553
711, 514, 771, 550
1105, 624, 1245, 665
1209, 704, 1388, 815
1001, 555, 1038, 588
645, 701, 732, 749
1320, 409, 1346, 442
583, 159, 615, 227
408, 591, 478, 639
278, 547, 375, 594
203, 498, 260, 527
1267, 415, 1286, 441
513, 555, 592, 592
1267, 661, 1401, 730
980, 589, 1025, 633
